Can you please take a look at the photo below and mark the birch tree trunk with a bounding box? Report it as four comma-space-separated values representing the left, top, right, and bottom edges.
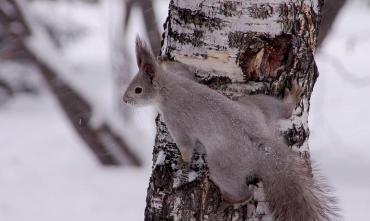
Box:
145, 0, 322, 220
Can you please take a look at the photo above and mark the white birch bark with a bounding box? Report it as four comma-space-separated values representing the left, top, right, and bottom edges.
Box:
146, 0, 322, 220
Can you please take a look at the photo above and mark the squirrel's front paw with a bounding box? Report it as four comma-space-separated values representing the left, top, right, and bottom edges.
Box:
173, 168, 199, 189
173, 146, 205, 189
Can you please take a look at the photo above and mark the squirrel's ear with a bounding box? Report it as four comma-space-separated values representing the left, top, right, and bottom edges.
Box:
135, 36, 156, 80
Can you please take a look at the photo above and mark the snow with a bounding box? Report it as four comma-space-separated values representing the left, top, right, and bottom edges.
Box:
187, 171, 198, 182
154, 150, 166, 166
0, 93, 151, 221
0, 0, 370, 220
310, 1, 370, 220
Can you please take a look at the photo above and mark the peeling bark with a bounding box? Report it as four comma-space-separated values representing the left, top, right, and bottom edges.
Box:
146, 0, 323, 220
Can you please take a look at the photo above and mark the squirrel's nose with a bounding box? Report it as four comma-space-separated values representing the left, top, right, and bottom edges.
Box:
122, 95, 128, 103
122, 94, 132, 104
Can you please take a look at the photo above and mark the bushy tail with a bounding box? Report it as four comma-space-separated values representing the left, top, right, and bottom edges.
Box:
259, 143, 340, 221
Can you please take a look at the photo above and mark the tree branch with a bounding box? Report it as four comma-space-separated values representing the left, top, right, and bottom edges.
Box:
137, 0, 162, 55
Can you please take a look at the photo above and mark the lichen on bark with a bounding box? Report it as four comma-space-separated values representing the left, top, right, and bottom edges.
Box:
145, 0, 322, 220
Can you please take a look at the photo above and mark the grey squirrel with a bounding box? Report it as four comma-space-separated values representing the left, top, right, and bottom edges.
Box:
123, 37, 339, 221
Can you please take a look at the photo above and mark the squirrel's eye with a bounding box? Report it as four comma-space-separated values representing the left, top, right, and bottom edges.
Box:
135, 87, 142, 94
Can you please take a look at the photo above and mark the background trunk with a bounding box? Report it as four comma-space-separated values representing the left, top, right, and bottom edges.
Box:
145, 0, 322, 220
318, 0, 346, 47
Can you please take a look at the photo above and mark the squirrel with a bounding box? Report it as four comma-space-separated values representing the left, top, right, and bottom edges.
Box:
123, 37, 339, 221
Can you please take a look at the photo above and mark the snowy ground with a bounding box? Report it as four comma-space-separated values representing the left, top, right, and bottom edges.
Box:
1, 0, 370, 221
0, 94, 151, 221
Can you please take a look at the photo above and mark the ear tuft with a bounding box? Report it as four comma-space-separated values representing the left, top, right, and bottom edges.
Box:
135, 36, 145, 66
135, 35, 157, 81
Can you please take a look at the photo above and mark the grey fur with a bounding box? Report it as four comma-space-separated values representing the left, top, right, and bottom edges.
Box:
237, 83, 302, 125
123, 37, 339, 221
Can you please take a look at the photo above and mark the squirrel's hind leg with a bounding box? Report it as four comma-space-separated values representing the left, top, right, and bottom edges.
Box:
283, 79, 304, 118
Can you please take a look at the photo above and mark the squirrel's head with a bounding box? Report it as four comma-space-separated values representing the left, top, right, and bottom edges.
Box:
123, 37, 160, 106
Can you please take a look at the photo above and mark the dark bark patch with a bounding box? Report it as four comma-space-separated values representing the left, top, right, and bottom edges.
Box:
278, 3, 300, 34
171, 29, 205, 47
173, 6, 224, 30
248, 4, 274, 19
220, 1, 241, 17
283, 124, 308, 147
152, 164, 174, 191
228, 31, 266, 50
196, 75, 232, 88
237, 34, 294, 81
